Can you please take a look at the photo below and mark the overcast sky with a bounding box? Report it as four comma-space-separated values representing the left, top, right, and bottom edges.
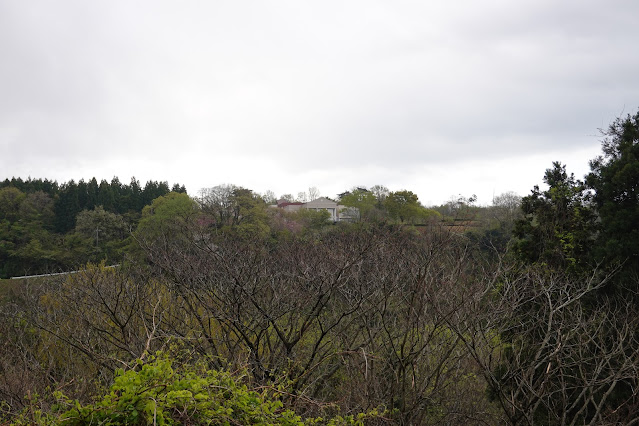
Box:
2, 1, 638, 206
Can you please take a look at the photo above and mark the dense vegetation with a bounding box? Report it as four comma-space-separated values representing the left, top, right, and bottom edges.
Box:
1, 111, 638, 424
0, 177, 186, 278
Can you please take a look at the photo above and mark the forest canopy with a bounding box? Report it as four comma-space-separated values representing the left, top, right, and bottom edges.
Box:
0, 177, 185, 278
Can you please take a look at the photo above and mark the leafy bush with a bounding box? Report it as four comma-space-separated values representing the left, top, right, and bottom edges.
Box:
10, 353, 377, 425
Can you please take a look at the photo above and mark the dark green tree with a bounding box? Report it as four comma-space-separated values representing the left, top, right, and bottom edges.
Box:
127, 176, 142, 211
77, 179, 89, 211
171, 183, 187, 193
0, 188, 62, 277
1, 177, 58, 196
97, 180, 115, 211
75, 206, 129, 261
54, 181, 81, 233
513, 162, 595, 273
86, 177, 99, 210
141, 180, 171, 206
110, 177, 124, 213
586, 110, 639, 274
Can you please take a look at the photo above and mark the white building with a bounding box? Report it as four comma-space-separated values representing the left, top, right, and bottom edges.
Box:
275, 197, 356, 222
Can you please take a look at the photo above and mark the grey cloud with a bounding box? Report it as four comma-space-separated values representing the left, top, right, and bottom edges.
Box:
1, 1, 638, 203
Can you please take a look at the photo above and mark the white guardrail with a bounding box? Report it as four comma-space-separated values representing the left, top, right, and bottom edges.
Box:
9, 265, 120, 280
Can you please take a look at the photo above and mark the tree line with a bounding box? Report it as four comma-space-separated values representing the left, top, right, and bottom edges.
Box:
0, 176, 185, 278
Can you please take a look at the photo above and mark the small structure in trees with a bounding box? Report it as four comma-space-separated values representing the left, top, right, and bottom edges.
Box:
274, 197, 354, 222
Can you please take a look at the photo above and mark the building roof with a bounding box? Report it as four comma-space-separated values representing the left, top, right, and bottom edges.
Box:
276, 200, 304, 207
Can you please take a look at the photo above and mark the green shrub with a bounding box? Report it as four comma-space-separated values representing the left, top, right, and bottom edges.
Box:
56, 355, 301, 425
10, 353, 379, 425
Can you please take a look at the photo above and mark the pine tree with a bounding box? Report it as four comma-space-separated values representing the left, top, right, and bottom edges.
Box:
54, 180, 81, 233
587, 110, 639, 276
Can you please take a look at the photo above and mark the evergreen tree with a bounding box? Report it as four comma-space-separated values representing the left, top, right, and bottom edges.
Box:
513, 162, 596, 273
97, 180, 115, 211
586, 110, 639, 275
171, 183, 187, 193
54, 180, 81, 233
87, 177, 99, 210
141, 180, 172, 206
157, 180, 170, 196
141, 181, 159, 206
77, 179, 89, 211
127, 176, 143, 211
110, 176, 124, 213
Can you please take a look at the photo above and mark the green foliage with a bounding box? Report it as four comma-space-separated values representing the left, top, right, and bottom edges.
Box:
512, 109, 639, 291
19, 191, 55, 229
339, 189, 378, 222
0, 177, 58, 196
385, 190, 418, 223
135, 192, 198, 242
97, 179, 116, 212
199, 185, 271, 238
74, 206, 129, 262
294, 208, 332, 230
0, 176, 183, 276
0, 187, 26, 222
231, 188, 270, 239
54, 181, 81, 233
54, 355, 301, 425
513, 162, 595, 273
384, 190, 436, 224
0, 187, 64, 277
11, 354, 375, 425
587, 110, 639, 274
505, 111, 639, 420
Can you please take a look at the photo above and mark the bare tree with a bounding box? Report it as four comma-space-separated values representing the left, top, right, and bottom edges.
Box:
139, 222, 502, 423
9, 211, 637, 425
29, 265, 170, 371
198, 184, 237, 226
490, 191, 522, 229
308, 186, 320, 201
262, 189, 277, 205
444, 263, 639, 425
